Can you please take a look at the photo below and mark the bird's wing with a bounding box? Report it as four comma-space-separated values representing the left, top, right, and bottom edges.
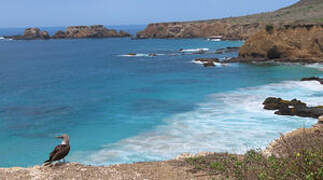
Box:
50, 144, 70, 161
49, 145, 63, 161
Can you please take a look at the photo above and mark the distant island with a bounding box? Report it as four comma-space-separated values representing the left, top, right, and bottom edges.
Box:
4, 25, 131, 40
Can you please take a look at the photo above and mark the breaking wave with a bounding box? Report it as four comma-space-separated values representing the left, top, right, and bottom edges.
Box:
72, 80, 322, 165
180, 48, 209, 53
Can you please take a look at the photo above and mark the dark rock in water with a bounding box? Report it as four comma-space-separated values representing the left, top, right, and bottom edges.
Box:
301, 77, 323, 84
263, 97, 285, 110
263, 97, 323, 118
195, 58, 220, 63
203, 61, 216, 67
195, 58, 220, 67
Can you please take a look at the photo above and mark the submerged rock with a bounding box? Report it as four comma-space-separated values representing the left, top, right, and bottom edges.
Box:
263, 97, 323, 118
301, 77, 323, 84
194, 58, 220, 67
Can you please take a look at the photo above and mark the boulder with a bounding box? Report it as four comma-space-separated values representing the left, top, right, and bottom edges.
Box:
263, 97, 323, 118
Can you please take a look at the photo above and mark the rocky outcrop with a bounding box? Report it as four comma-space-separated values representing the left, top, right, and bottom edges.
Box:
136, 0, 323, 39
52, 25, 131, 39
5, 25, 131, 40
263, 97, 323, 118
5, 28, 50, 40
301, 77, 323, 84
238, 24, 323, 62
194, 58, 220, 67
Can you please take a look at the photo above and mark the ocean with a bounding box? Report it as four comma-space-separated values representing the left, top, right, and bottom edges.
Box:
0, 26, 322, 167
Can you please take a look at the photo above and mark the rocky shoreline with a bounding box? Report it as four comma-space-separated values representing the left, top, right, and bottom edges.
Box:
4, 25, 131, 40
1, 117, 322, 180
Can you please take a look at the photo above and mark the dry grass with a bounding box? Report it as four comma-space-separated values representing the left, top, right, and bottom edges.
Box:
183, 127, 323, 180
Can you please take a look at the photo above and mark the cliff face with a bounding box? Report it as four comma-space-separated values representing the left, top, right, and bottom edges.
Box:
238, 24, 323, 62
137, 0, 323, 39
137, 22, 261, 40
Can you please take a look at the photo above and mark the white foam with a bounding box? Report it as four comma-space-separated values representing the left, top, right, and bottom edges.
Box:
305, 63, 323, 72
180, 48, 209, 53
0, 37, 4, 40
191, 60, 229, 67
119, 53, 165, 57
210, 39, 221, 42
73, 80, 322, 165
119, 53, 150, 57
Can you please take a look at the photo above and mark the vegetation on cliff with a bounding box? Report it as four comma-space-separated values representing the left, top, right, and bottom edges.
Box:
136, 0, 323, 39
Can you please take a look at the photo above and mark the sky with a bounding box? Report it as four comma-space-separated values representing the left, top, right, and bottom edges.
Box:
0, 0, 299, 28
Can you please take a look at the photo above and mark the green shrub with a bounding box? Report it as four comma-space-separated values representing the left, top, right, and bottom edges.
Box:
266, 24, 274, 33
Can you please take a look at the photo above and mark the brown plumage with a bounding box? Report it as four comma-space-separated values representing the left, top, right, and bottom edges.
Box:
44, 134, 70, 165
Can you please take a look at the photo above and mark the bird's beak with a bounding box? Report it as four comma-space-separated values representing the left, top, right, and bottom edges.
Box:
56, 136, 63, 139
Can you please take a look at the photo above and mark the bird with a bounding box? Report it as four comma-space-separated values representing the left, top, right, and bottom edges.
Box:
43, 134, 70, 166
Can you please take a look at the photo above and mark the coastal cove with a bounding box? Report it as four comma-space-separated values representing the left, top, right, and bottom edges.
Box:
0, 29, 322, 168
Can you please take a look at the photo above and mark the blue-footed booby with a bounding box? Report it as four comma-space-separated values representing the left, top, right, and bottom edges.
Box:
44, 134, 70, 165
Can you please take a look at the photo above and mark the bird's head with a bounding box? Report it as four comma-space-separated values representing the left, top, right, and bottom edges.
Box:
56, 134, 70, 145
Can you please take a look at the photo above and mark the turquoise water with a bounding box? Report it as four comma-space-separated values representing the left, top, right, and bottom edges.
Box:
0, 28, 323, 167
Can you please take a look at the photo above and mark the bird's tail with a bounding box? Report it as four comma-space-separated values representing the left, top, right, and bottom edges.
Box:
43, 160, 52, 166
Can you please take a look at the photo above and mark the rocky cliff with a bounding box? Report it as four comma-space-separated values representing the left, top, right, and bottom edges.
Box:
136, 0, 323, 39
238, 24, 323, 62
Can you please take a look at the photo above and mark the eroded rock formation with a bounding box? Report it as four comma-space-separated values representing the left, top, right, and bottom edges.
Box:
238, 24, 323, 62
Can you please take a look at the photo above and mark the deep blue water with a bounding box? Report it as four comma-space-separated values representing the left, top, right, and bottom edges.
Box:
0, 27, 322, 167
